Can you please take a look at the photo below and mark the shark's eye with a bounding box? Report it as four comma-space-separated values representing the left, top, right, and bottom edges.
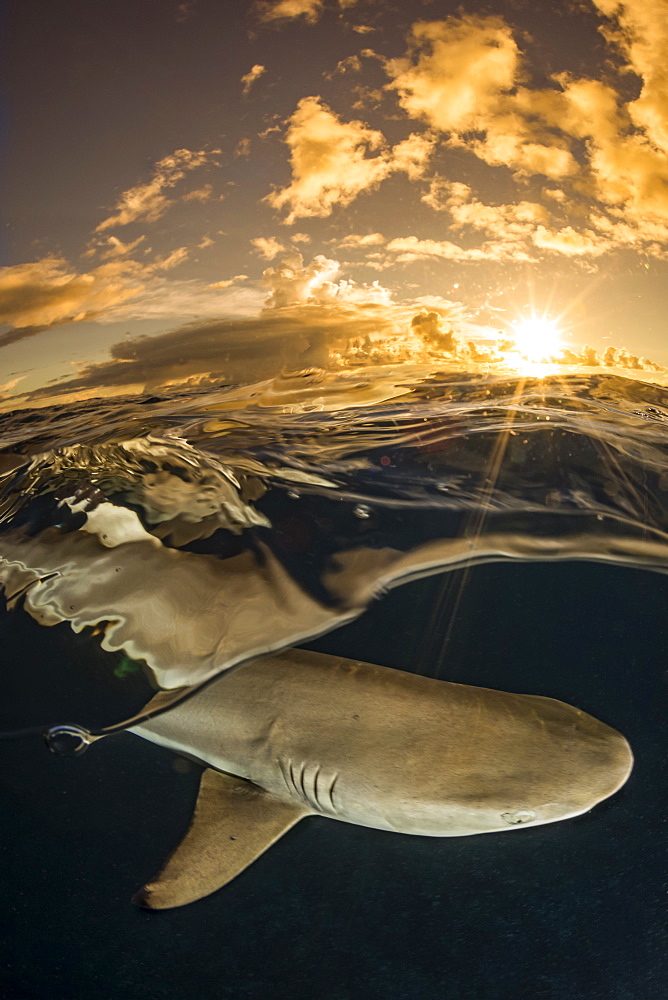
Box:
501, 810, 536, 825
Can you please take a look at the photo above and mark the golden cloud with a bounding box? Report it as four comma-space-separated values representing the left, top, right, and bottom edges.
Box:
0, 251, 265, 347
381, 8, 668, 255
385, 236, 535, 264
423, 174, 668, 260
0, 257, 145, 342
261, 251, 392, 308
207, 275, 249, 290
386, 16, 519, 133
336, 232, 386, 248
593, 0, 668, 153
10, 248, 664, 408
391, 132, 435, 180
257, 0, 356, 23
241, 64, 266, 95
384, 16, 577, 180
96, 148, 217, 231
251, 236, 287, 259
267, 99, 435, 223
257, 0, 324, 24
95, 235, 146, 259
265, 97, 393, 222
425, 180, 549, 234
531, 226, 609, 257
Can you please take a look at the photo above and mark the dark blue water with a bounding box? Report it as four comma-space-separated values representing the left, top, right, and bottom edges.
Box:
0, 366, 666, 998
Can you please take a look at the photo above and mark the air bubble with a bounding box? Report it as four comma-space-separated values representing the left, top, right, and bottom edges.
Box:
287, 490, 300, 500
45, 725, 95, 758
353, 504, 371, 519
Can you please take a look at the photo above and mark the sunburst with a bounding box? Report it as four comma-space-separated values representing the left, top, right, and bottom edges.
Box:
511, 315, 562, 362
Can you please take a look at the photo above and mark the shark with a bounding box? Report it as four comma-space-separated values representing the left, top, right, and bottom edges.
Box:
130, 647, 633, 909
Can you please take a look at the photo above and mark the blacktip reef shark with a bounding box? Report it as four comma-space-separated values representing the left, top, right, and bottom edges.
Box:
130, 647, 633, 910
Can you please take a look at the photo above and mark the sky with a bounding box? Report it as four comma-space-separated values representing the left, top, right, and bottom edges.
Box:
1, 0, 668, 406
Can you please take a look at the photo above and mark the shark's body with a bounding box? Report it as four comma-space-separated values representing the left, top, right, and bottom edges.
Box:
131, 648, 633, 909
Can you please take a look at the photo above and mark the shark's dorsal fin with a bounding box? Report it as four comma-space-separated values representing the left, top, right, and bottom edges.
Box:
133, 768, 310, 909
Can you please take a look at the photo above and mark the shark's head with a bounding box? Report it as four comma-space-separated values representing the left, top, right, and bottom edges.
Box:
397, 688, 633, 838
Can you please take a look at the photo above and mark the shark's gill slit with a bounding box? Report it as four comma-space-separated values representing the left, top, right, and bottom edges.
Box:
312, 764, 322, 812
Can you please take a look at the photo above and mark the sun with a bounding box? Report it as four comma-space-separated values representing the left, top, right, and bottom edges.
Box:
511, 315, 562, 362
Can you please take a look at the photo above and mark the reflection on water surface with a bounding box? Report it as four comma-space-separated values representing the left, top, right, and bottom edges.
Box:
1, 364, 668, 736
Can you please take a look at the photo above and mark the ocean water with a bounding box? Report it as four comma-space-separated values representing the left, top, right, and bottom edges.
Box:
0, 365, 666, 999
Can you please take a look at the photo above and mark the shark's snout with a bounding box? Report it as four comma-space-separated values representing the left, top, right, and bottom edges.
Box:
543, 709, 633, 819
493, 699, 634, 830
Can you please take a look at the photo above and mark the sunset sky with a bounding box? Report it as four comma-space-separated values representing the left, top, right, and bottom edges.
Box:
2, 0, 668, 405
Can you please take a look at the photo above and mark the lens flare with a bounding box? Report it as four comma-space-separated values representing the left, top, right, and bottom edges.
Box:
511, 316, 562, 361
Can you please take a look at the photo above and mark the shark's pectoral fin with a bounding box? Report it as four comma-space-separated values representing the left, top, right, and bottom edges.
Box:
133, 768, 309, 910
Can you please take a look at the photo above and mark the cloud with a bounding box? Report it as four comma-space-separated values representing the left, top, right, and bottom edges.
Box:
251, 236, 287, 259
13, 245, 661, 406
0, 375, 27, 397
182, 184, 213, 203
325, 54, 362, 79
336, 232, 385, 248
95, 148, 217, 231
241, 64, 266, 95
391, 131, 435, 180
418, 180, 616, 260
262, 251, 392, 308
554, 343, 664, 372
95, 235, 147, 259
0, 257, 145, 344
425, 180, 549, 233
257, 0, 324, 24
410, 310, 456, 353
265, 96, 392, 223
386, 16, 520, 134
153, 247, 190, 270
257, 0, 356, 24
207, 275, 248, 289
538, 73, 668, 225
593, 0, 668, 153
385, 236, 535, 264
106, 277, 264, 322
0, 249, 266, 348
30, 303, 405, 398
22, 253, 460, 400
531, 226, 609, 257
381, 9, 668, 254
384, 16, 577, 181
266, 98, 434, 223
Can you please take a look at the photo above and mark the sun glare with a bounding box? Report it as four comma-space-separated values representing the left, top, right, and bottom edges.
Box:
511, 316, 562, 362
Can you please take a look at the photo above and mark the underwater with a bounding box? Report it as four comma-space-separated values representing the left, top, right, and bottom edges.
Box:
0, 365, 665, 998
